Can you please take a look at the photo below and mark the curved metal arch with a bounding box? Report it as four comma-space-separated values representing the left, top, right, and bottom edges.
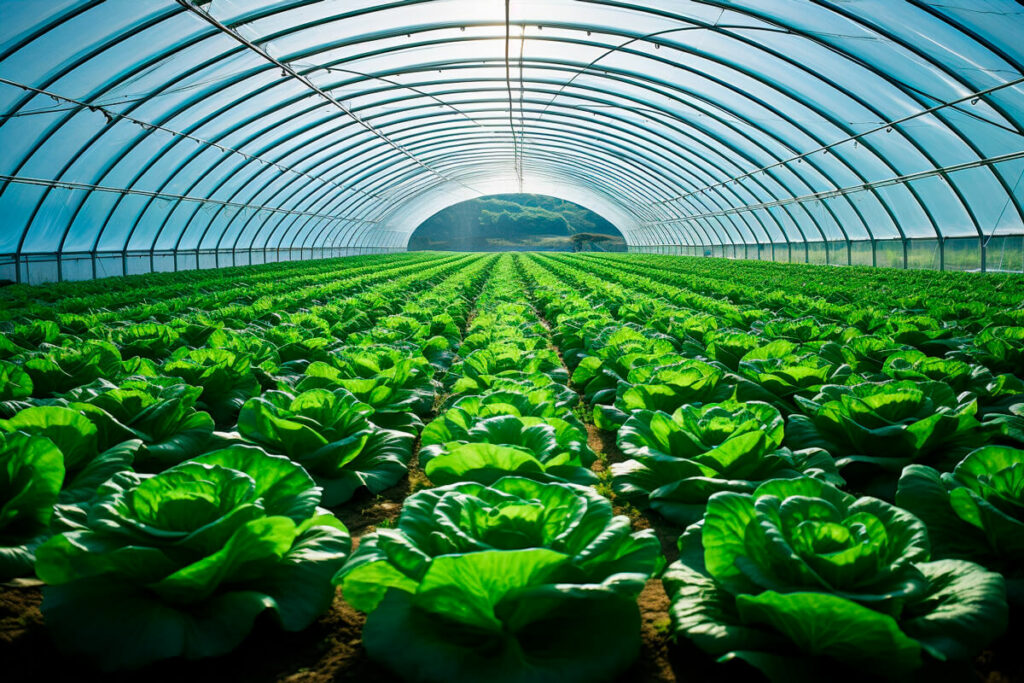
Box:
289, 23, 951, 239
6, 14, 897, 252
296, 102, 737, 248
300, 74, 795, 245
201, 68, 839, 250
284, 35, 885, 245
594, 0, 1023, 240
293, 80, 846, 246
9, 21, 904, 255
265, 138, 665, 253
338, 122, 754, 246
1, 0, 1022, 270
340, 162, 646, 249
201, 88, 737, 253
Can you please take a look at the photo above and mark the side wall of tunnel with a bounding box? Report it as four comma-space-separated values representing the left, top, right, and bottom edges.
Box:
2, 2, 1023, 283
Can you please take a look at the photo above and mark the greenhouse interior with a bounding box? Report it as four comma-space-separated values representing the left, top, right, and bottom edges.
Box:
1, 2, 1024, 683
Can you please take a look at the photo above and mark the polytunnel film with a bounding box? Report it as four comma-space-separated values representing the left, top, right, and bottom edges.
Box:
1, 0, 1023, 284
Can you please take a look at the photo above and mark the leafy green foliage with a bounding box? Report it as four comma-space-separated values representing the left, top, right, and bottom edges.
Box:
787, 380, 989, 485
296, 350, 436, 433
0, 431, 64, 580
663, 479, 1007, 681
0, 405, 139, 505
162, 348, 261, 428
66, 378, 214, 471
420, 414, 597, 486
21, 340, 122, 397
336, 476, 661, 683
232, 388, 414, 505
897, 445, 1024, 603
612, 402, 841, 525
35, 447, 351, 670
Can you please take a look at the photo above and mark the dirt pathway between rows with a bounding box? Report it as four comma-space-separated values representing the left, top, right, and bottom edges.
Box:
513, 254, 681, 683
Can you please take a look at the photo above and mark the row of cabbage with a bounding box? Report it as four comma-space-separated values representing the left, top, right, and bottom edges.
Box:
520, 252, 1020, 681
3, 249, 1022, 680
593, 251, 1024, 318
0, 252, 497, 669
335, 253, 664, 682
0, 251, 430, 323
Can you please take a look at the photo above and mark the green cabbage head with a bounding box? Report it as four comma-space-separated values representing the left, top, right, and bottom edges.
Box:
35, 446, 351, 670
233, 387, 414, 505
612, 401, 841, 525
419, 414, 597, 486
786, 380, 989, 484
663, 478, 1007, 681
0, 431, 64, 580
336, 476, 663, 683
897, 445, 1024, 604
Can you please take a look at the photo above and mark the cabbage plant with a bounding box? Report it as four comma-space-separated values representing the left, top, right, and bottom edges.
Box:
296, 352, 436, 433
612, 402, 840, 525
440, 377, 580, 412
0, 431, 64, 580
595, 359, 755, 430
21, 340, 122, 397
232, 388, 414, 505
786, 380, 989, 479
882, 349, 1024, 415
161, 348, 261, 427
737, 341, 854, 411
66, 378, 214, 471
0, 360, 32, 416
0, 406, 139, 506
335, 476, 663, 683
449, 346, 568, 393
436, 388, 583, 430
965, 325, 1024, 375
897, 445, 1024, 604
420, 414, 597, 486
35, 446, 351, 670
108, 323, 181, 361
703, 329, 761, 370
664, 478, 1007, 681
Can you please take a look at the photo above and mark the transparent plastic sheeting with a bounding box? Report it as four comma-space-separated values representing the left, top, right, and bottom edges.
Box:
0, 1, 1023, 282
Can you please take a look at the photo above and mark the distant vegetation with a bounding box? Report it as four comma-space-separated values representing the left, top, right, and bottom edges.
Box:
408, 194, 626, 251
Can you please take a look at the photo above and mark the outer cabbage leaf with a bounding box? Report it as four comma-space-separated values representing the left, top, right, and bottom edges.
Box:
0, 431, 64, 580
233, 388, 414, 505
66, 377, 214, 471
0, 405, 139, 505
663, 478, 1007, 681
162, 348, 260, 428
336, 477, 662, 683
787, 380, 990, 489
896, 445, 1024, 604
420, 415, 597, 486
612, 403, 841, 525
34, 446, 350, 670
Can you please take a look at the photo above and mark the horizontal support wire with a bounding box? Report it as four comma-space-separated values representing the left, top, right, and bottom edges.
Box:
0, 76, 383, 201
652, 75, 1024, 207
642, 148, 1024, 226
174, 0, 482, 195
0, 174, 379, 224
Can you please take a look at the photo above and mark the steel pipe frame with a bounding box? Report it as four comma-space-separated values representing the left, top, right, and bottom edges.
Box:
0, 1, 1019, 270
0, 31, 950, 253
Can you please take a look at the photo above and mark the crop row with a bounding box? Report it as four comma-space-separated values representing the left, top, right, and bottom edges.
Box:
1, 251, 1022, 683
519, 252, 1021, 680
1, 252, 496, 669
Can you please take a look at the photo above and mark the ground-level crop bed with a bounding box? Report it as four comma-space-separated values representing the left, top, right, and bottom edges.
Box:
1, 252, 1023, 683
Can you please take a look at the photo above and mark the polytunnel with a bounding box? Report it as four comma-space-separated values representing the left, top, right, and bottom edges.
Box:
1, 0, 1023, 283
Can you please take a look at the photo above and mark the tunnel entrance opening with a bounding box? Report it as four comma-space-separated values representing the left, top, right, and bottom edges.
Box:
407, 194, 626, 252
